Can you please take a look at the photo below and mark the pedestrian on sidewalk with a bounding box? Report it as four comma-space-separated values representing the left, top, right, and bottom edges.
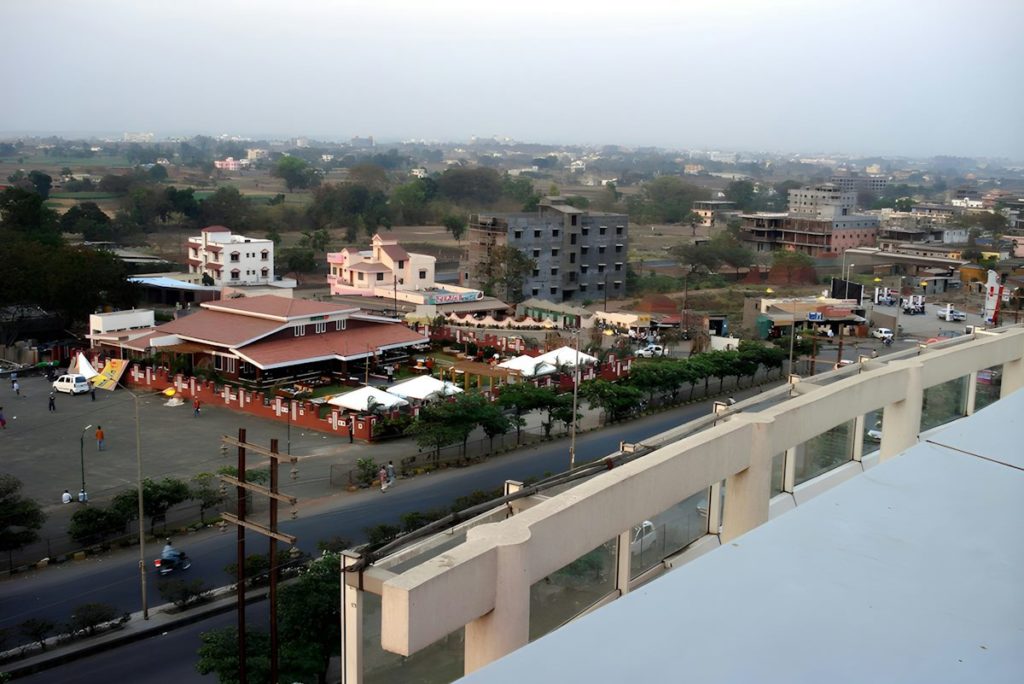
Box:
95, 425, 105, 451
386, 460, 396, 487
48, 391, 56, 412
379, 465, 389, 492
193, 397, 201, 417
12, 379, 20, 397
9, 372, 16, 389
90, 386, 96, 401
0, 406, 6, 429
62, 489, 72, 504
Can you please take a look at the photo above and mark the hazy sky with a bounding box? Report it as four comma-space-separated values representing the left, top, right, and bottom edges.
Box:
3, 0, 1022, 159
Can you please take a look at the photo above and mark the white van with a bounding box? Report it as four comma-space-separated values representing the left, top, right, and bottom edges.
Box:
636, 344, 665, 358
53, 374, 90, 395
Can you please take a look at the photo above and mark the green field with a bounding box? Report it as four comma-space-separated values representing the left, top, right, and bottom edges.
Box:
48, 191, 122, 200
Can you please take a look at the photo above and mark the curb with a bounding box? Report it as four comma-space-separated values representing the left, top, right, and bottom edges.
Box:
4, 588, 268, 679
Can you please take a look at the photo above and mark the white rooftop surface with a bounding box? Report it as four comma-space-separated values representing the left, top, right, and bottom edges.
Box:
460, 390, 1024, 684
387, 375, 462, 400
326, 386, 408, 412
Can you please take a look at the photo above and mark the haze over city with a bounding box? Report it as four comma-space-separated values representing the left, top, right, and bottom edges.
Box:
3, 0, 1023, 159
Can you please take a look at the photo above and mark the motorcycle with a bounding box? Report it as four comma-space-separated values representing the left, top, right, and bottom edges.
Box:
153, 551, 192, 575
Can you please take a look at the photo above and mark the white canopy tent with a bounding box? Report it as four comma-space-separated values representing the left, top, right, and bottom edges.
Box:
535, 346, 598, 369
69, 352, 99, 379
387, 375, 463, 401
327, 386, 409, 413
497, 354, 558, 378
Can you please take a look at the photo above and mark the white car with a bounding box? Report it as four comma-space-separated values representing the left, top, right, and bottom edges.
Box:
871, 327, 894, 340
867, 428, 883, 442
53, 374, 91, 395
636, 344, 665, 358
630, 520, 658, 555
936, 309, 967, 321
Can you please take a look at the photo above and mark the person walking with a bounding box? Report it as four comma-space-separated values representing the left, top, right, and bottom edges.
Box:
95, 425, 105, 451
9, 372, 16, 390
90, 386, 96, 401
12, 379, 20, 397
48, 391, 56, 412
0, 406, 5, 429
379, 465, 389, 492
62, 489, 72, 504
193, 397, 201, 417
386, 460, 396, 487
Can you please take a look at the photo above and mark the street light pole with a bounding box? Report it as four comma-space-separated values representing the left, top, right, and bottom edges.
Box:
116, 381, 149, 620
569, 328, 580, 470
79, 424, 92, 500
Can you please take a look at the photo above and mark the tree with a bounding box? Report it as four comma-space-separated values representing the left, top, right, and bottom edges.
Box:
474, 245, 535, 304
0, 474, 45, 553
272, 156, 320, 192
0, 187, 61, 246
67, 506, 128, 544
158, 578, 212, 609
771, 250, 815, 284
639, 176, 710, 223
579, 379, 643, 422
669, 243, 721, 275
196, 626, 271, 684
59, 201, 112, 239
346, 163, 389, 192
20, 618, 56, 652
442, 213, 467, 242
496, 382, 551, 444
437, 167, 502, 204
112, 477, 192, 534
199, 186, 251, 229
478, 400, 512, 453
190, 473, 224, 525
299, 228, 331, 254
147, 164, 168, 182
724, 180, 756, 210
277, 552, 343, 682
27, 170, 53, 200
405, 404, 463, 463
281, 247, 317, 273
70, 602, 119, 636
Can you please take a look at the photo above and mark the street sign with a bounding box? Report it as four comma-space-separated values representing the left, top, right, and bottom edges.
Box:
806, 312, 824, 322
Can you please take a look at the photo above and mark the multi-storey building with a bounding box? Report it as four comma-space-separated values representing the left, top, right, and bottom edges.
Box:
187, 226, 275, 286
738, 184, 879, 256
828, 172, 889, 195
691, 200, 736, 227
463, 198, 629, 303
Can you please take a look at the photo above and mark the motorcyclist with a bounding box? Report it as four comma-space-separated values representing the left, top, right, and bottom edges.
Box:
161, 538, 181, 564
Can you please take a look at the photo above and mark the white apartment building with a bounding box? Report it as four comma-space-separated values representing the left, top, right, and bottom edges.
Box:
187, 226, 275, 286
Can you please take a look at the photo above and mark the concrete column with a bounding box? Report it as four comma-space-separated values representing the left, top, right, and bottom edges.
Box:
721, 422, 772, 543
1001, 356, 1024, 399
965, 371, 978, 416
880, 364, 923, 462
464, 542, 531, 675
616, 530, 631, 596
782, 446, 797, 493
851, 414, 865, 462
341, 553, 363, 684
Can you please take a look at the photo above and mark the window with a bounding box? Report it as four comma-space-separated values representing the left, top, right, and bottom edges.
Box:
397, 260, 404, 268
225, 357, 236, 373
294, 325, 306, 337
335, 319, 346, 331
569, 272, 577, 282
230, 269, 240, 280
552, 229, 559, 238
358, 272, 364, 281
569, 253, 576, 264
532, 269, 540, 277
261, 267, 269, 277
533, 249, 541, 258
614, 263, 622, 271
616, 226, 623, 235
419, 270, 427, 279
598, 246, 606, 254
532, 288, 539, 296
315, 322, 327, 334
597, 282, 605, 290
599, 227, 606, 235
514, 230, 522, 240
581, 246, 589, 255
550, 268, 558, 275
534, 230, 541, 238
261, 250, 269, 261
580, 284, 588, 291
581, 264, 589, 273
598, 264, 605, 273
582, 227, 590, 236
571, 215, 578, 226
615, 244, 623, 252
214, 355, 222, 371
550, 287, 558, 295
551, 248, 559, 257
613, 281, 621, 289
230, 251, 240, 262
376, 272, 384, 281
570, 234, 577, 245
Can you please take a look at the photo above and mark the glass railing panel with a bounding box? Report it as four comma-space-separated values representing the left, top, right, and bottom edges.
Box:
363, 592, 465, 684
529, 537, 618, 642
921, 376, 968, 432
794, 418, 855, 486
630, 489, 709, 580
974, 367, 1002, 412
771, 452, 785, 496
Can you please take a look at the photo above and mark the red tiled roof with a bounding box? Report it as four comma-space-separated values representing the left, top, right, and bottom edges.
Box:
237, 324, 427, 369
201, 295, 355, 320
157, 310, 281, 347
381, 244, 409, 261
202, 225, 230, 233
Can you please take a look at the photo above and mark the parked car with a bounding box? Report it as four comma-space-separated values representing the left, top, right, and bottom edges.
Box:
870, 327, 894, 340
636, 344, 665, 358
53, 374, 90, 395
867, 428, 883, 442
630, 520, 658, 555
936, 309, 967, 321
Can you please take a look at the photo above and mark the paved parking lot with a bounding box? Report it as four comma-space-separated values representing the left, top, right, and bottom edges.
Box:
0, 374, 369, 538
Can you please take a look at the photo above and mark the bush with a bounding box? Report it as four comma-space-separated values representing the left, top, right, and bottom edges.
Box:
68, 506, 127, 545
158, 579, 212, 609
355, 458, 377, 487
19, 618, 56, 651
364, 524, 401, 547
70, 602, 118, 637
317, 536, 351, 554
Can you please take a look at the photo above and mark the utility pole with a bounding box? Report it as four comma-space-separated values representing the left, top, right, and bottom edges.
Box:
220, 430, 299, 684
393, 274, 398, 318
569, 328, 580, 470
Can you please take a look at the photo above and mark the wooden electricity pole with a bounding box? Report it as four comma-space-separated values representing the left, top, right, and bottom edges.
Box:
220, 429, 299, 683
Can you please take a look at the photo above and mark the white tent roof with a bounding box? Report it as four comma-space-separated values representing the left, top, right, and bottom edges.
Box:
535, 346, 598, 368
71, 352, 99, 379
327, 386, 408, 412
497, 354, 558, 378
387, 375, 463, 401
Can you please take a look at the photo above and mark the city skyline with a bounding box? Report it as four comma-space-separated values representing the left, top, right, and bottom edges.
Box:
3, 0, 1023, 160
